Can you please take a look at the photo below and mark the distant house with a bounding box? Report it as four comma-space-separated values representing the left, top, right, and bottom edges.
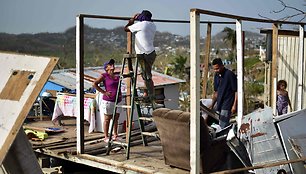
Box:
41, 66, 185, 110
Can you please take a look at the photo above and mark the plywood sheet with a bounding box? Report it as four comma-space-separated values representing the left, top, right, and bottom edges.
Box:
0, 52, 58, 164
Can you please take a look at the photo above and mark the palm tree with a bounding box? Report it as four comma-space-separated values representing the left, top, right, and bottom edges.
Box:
223, 27, 236, 62
164, 55, 189, 111
165, 55, 187, 79
172, 55, 187, 79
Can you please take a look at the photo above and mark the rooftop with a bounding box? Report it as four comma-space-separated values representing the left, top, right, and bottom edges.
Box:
49, 66, 185, 90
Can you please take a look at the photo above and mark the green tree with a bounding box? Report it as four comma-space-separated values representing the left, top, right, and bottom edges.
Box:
170, 55, 187, 79
163, 55, 190, 111
223, 27, 236, 62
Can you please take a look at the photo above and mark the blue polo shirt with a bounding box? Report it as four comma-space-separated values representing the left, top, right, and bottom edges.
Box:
214, 68, 237, 111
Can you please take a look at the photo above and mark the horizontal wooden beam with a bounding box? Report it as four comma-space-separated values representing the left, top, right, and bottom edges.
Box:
191, 8, 306, 25
78, 14, 235, 24
211, 156, 306, 174
260, 29, 306, 36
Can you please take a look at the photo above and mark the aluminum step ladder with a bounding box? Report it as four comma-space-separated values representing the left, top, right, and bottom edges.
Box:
105, 54, 159, 159
135, 98, 162, 143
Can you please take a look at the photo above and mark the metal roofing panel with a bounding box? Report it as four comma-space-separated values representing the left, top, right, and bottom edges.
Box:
49, 66, 185, 90
275, 108, 306, 174
240, 107, 291, 173
289, 135, 306, 159
278, 36, 306, 110
50, 72, 92, 90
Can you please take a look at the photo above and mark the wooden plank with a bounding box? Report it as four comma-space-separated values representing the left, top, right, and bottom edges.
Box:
76, 15, 85, 154
32, 135, 102, 149
236, 20, 244, 129
284, 36, 297, 111
49, 133, 146, 155
260, 29, 306, 37
0, 70, 35, 101
271, 24, 278, 114
78, 13, 235, 24
191, 9, 306, 25
297, 25, 304, 110
58, 92, 96, 99
190, 10, 201, 174
0, 52, 58, 164
202, 23, 211, 98
211, 156, 306, 174
304, 36, 306, 109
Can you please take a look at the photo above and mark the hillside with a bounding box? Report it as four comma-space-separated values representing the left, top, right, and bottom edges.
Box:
0, 25, 265, 68
0, 26, 266, 112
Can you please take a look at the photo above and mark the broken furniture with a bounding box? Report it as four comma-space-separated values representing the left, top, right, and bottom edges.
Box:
152, 108, 246, 173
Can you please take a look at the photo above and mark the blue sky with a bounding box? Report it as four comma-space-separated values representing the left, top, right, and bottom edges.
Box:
0, 0, 305, 36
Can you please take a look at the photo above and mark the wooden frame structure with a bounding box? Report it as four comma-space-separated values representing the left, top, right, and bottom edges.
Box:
190, 8, 305, 173
75, 14, 235, 156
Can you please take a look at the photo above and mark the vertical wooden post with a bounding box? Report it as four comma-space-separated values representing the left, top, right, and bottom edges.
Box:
76, 15, 84, 154
271, 24, 278, 115
127, 32, 133, 54
236, 20, 244, 129
297, 25, 304, 110
190, 9, 200, 174
242, 31, 247, 113
266, 32, 273, 106
39, 99, 43, 120
126, 32, 133, 142
202, 23, 211, 98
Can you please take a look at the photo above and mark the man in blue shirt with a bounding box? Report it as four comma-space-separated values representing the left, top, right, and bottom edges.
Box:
210, 58, 237, 128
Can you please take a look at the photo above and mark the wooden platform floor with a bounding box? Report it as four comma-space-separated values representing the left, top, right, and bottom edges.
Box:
25, 117, 189, 174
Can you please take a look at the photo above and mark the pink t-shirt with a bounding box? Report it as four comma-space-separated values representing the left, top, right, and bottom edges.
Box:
102, 73, 122, 103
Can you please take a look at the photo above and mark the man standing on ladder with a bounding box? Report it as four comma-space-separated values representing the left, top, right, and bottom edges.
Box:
124, 10, 156, 103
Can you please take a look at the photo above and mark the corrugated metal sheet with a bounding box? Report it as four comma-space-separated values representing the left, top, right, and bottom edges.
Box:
240, 107, 291, 174
289, 135, 306, 158
278, 36, 306, 110
49, 66, 185, 90
289, 135, 306, 159
274, 109, 306, 174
